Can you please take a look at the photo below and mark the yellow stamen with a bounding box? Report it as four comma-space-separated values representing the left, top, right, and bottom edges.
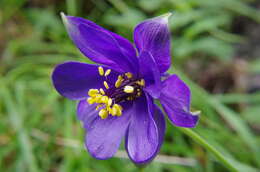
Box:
107, 107, 112, 113
125, 72, 133, 79
104, 69, 111, 76
87, 97, 95, 104
124, 85, 134, 93
99, 88, 105, 95
140, 79, 145, 86
94, 94, 102, 103
98, 66, 104, 76
136, 79, 145, 86
115, 79, 122, 88
99, 109, 109, 119
118, 75, 123, 80
111, 104, 122, 116
116, 104, 122, 116
103, 81, 109, 89
115, 75, 124, 88
107, 98, 113, 107
111, 107, 117, 116
88, 89, 99, 97
100, 96, 109, 104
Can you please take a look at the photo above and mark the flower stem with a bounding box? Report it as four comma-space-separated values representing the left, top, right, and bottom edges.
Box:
178, 128, 238, 172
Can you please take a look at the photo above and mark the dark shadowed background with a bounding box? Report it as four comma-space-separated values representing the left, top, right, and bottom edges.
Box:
1, 0, 260, 171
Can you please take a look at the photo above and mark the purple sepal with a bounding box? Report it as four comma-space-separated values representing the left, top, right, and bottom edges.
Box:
139, 51, 162, 98
134, 13, 172, 73
125, 94, 164, 164
62, 13, 138, 74
159, 75, 199, 128
52, 61, 118, 100
78, 100, 133, 159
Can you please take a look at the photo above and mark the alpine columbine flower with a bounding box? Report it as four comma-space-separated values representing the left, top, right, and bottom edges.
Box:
52, 12, 199, 164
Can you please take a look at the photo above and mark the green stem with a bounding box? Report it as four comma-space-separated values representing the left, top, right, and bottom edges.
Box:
179, 128, 238, 172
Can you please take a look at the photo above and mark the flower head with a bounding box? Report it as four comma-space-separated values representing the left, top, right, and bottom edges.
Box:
52, 12, 199, 164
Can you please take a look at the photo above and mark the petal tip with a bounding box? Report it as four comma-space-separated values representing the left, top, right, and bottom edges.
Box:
60, 12, 69, 26
191, 110, 201, 116
158, 12, 172, 24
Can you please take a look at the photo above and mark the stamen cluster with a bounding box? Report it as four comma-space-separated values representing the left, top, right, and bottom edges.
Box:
87, 66, 145, 119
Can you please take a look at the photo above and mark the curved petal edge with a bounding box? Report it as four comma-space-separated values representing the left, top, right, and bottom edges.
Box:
159, 74, 199, 128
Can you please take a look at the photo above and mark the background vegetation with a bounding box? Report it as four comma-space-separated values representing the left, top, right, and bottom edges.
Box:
1, 0, 260, 171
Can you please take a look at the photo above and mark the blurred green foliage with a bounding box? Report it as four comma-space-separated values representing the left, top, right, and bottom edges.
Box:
0, 0, 260, 171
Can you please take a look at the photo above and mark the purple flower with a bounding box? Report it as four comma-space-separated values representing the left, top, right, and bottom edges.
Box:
52, 12, 199, 164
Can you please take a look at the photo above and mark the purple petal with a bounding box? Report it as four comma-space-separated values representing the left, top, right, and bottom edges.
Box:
139, 51, 162, 98
146, 96, 166, 154
52, 61, 118, 100
152, 105, 166, 151
159, 75, 199, 128
77, 100, 97, 130
61, 13, 138, 74
84, 102, 133, 160
134, 13, 172, 73
125, 94, 160, 164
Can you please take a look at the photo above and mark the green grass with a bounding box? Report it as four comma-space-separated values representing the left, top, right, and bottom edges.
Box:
1, 0, 260, 171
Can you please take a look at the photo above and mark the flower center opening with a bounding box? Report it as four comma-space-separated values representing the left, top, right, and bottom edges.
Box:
87, 66, 145, 119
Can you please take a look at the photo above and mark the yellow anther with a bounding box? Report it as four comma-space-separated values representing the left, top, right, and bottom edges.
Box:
115, 75, 124, 88
141, 79, 145, 86
137, 92, 141, 97
104, 69, 111, 76
111, 107, 117, 116
99, 109, 109, 119
111, 104, 122, 116
107, 98, 113, 107
98, 66, 104, 76
125, 72, 133, 79
124, 85, 134, 93
115, 79, 122, 88
88, 89, 99, 97
118, 75, 123, 80
87, 97, 95, 104
137, 79, 145, 86
116, 104, 122, 116
100, 96, 109, 104
99, 88, 105, 95
103, 81, 109, 89
94, 94, 103, 103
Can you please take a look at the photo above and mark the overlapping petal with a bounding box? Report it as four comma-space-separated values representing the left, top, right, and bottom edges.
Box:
62, 13, 138, 73
138, 51, 162, 98
134, 13, 171, 73
152, 105, 166, 150
52, 61, 118, 100
84, 102, 133, 160
125, 94, 161, 164
159, 75, 199, 128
